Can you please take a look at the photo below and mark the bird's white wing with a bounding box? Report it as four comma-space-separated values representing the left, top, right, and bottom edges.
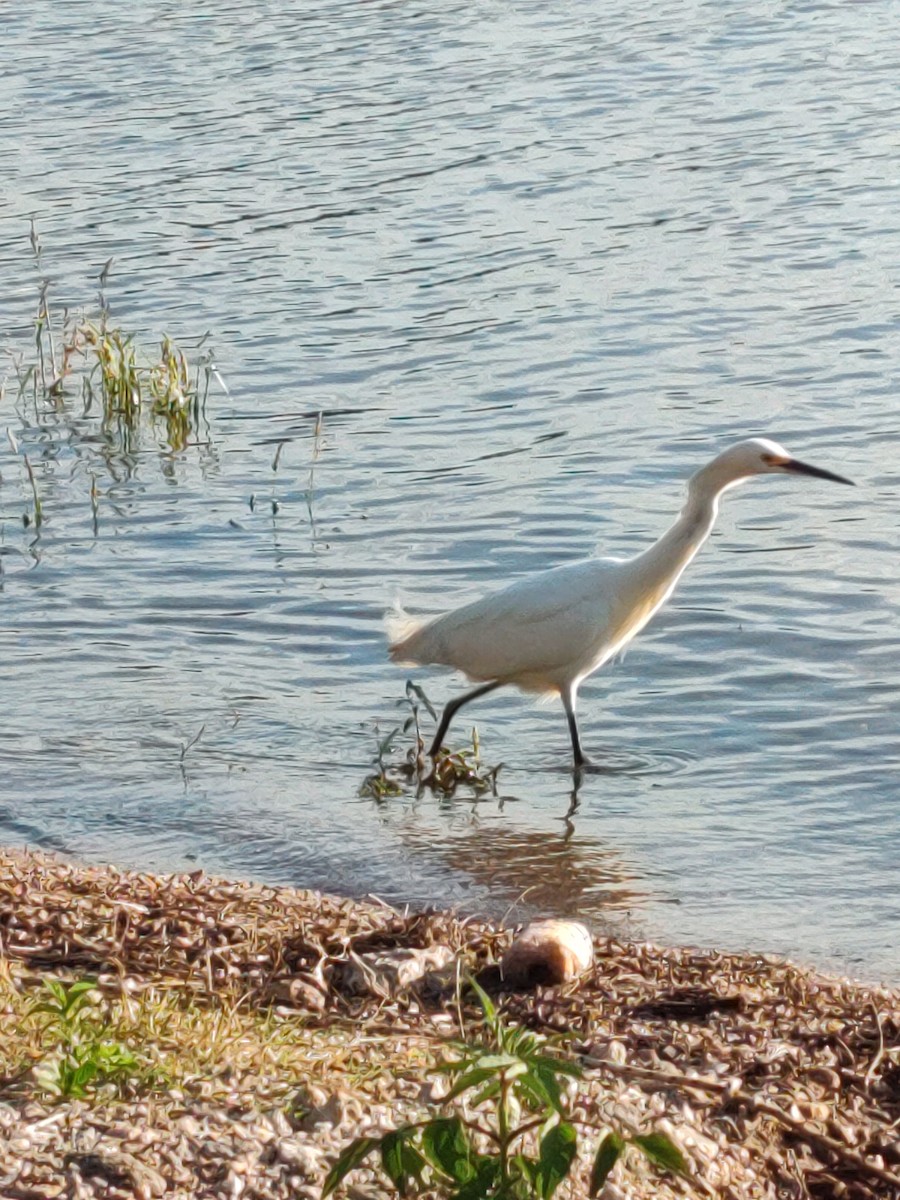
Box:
401, 558, 624, 688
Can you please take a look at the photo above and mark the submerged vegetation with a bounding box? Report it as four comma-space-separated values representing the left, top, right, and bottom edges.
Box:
361, 680, 503, 799
1, 225, 221, 533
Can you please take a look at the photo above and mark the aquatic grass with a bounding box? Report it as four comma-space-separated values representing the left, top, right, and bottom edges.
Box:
306, 409, 324, 529
360, 682, 502, 799
359, 726, 407, 799
21, 226, 213, 440
249, 411, 329, 527
79, 322, 214, 454
2, 231, 223, 527
5, 428, 43, 529
250, 437, 289, 516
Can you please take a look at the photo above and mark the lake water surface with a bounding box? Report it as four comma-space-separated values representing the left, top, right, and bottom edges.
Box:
1, 0, 899, 982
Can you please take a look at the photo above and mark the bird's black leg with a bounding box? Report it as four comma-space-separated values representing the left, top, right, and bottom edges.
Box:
428, 681, 503, 758
562, 685, 588, 770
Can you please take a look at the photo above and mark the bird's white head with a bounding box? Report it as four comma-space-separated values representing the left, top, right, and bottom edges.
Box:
697, 437, 855, 492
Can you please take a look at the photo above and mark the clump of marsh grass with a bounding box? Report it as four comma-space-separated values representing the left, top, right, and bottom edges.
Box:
22, 224, 218, 447
2, 227, 223, 529
75, 321, 215, 454
360, 681, 502, 799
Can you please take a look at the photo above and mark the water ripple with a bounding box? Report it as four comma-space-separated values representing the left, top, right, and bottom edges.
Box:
0, 0, 898, 981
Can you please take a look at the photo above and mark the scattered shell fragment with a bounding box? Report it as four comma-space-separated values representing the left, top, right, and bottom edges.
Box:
501, 918, 594, 986
335, 945, 456, 997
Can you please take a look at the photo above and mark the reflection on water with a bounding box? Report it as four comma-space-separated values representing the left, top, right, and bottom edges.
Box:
392, 807, 647, 923
1, 0, 899, 982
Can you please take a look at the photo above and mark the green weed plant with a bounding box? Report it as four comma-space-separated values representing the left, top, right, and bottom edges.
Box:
29, 978, 140, 1100
324, 979, 687, 1199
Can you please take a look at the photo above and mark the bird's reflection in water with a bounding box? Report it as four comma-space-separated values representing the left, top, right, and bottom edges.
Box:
379, 796, 646, 922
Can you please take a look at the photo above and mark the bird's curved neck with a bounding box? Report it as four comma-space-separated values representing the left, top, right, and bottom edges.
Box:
634, 467, 726, 591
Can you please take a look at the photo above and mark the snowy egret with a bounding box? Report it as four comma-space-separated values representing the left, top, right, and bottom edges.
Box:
388, 438, 853, 769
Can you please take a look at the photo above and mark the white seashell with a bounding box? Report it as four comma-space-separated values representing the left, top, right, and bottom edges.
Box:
500, 919, 594, 986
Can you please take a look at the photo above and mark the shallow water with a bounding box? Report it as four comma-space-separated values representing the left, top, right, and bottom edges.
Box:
1, 0, 898, 981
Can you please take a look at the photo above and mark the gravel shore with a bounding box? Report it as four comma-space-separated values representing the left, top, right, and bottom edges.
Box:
0, 847, 898, 1199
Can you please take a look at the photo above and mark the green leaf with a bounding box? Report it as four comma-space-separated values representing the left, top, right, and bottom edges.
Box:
444, 1065, 503, 1103
44, 979, 67, 1006
64, 1058, 99, 1097
631, 1131, 687, 1175
504, 1025, 542, 1059
503, 1088, 522, 1134
468, 976, 498, 1032
469, 1078, 502, 1108
589, 1132, 624, 1195
401, 1142, 428, 1190
450, 1155, 501, 1200
38, 979, 99, 1025
442, 1055, 525, 1103
512, 1153, 541, 1191
431, 1053, 477, 1075
536, 1121, 577, 1199
472, 1053, 523, 1072
92, 1041, 138, 1073
528, 1052, 583, 1080
422, 1117, 474, 1184
380, 1128, 425, 1196
322, 1135, 380, 1197
524, 1062, 564, 1114
62, 980, 98, 1003
513, 1073, 555, 1116
381, 1130, 409, 1196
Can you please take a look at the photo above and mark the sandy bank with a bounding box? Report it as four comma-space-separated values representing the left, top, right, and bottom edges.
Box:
0, 847, 898, 1199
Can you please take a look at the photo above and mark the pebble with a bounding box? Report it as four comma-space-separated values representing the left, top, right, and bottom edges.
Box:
338, 945, 455, 996
275, 1139, 323, 1175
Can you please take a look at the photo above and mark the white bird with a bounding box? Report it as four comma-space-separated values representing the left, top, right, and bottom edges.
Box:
388, 438, 854, 771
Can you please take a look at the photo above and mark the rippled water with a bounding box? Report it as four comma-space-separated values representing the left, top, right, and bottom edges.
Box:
2, 1, 898, 981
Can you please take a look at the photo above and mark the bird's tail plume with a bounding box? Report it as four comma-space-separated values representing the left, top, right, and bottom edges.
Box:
385, 602, 426, 664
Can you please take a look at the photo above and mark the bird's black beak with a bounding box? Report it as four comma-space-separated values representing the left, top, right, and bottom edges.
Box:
783, 458, 855, 486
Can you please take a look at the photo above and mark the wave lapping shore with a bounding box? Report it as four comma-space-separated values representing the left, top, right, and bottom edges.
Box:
0, 847, 898, 1199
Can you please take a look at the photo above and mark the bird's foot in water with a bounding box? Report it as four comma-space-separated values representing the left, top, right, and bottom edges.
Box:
572, 757, 592, 786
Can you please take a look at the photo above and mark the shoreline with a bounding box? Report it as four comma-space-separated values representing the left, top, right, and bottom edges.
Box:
1, 845, 898, 1198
